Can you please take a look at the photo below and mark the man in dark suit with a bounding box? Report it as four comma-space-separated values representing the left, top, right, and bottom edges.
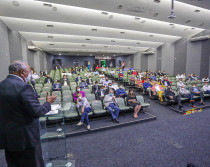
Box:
96, 85, 107, 100
0, 60, 57, 167
92, 81, 100, 94
86, 76, 93, 85
61, 75, 70, 86
52, 80, 62, 91
44, 74, 53, 84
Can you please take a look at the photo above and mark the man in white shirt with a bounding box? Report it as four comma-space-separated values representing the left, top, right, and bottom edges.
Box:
179, 86, 195, 108
177, 79, 185, 88
202, 82, 210, 94
76, 94, 92, 130
32, 72, 40, 80
176, 74, 181, 80
111, 81, 119, 90
202, 76, 209, 83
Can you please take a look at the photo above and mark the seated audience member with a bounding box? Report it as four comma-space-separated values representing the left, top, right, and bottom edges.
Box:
32, 71, 40, 80
92, 81, 100, 94
191, 74, 198, 81
73, 86, 86, 101
127, 89, 141, 118
135, 77, 143, 89
181, 73, 186, 79
202, 76, 209, 83
162, 78, 171, 88
84, 72, 91, 77
118, 69, 124, 81
179, 86, 195, 107
106, 83, 116, 95
96, 85, 107, 100
95, 65, 100, 70
190, 83, 205, 105
185, 74, 192, 82
177, 78, 185, 88
129, 66, 134, 71
165, 85, 183, 109
52, 80, 62, 91
110, 69, 115, 77
93, 70, 99, 75
103, 77, 111, 87
101, 66, 106, 72
99, 76, 106, 84
76, 94, 92, 130
99, 72, 105, 78
150, 75, 156, 81
61, 75, 70, 86
75, 74, 82, 84
129, 74, 136, 85
40, 71, 44, 77
143, 79, 152, 95
44, 69, 48, 75
116, 84, 127, 98
151, 82, 164, 104
86, 76, 93, 85
132, 70, 137, 76
176, 73, 181, 80
203, 82, 210, 94
44, 74, 53, 84
79, 79, 88, 89
104, 89, 120, 123
111, 81, 119, 90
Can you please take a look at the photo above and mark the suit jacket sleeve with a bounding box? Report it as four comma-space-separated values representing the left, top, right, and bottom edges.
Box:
20, 84, 51, 118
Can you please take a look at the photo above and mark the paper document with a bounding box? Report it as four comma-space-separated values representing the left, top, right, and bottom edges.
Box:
45, 104, 61, 115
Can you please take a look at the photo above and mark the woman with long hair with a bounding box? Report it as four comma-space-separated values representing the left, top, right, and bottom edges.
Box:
127, 89, 141, 118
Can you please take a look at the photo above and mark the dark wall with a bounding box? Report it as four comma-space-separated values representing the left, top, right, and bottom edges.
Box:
174, 38, 187, 75
200, 39, 210, 78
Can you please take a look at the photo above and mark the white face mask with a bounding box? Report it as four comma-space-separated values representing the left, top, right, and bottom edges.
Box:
78, 96, 82, 100
25, 72, 32, 83
77, 89, 80, 92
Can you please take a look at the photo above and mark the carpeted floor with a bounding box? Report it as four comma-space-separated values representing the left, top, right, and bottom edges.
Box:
1, 100, 210, 167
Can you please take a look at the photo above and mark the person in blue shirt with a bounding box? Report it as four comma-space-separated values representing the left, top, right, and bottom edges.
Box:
190, 83, 205, 105
79, 79, 88, 89
116, 84, 127, 98
75, 74, 82, 84
52, 80, 62, 91
143, 79, 152, 94
150, 75, 157, 81
129, 66, 134, 70
88, 62, 91, 72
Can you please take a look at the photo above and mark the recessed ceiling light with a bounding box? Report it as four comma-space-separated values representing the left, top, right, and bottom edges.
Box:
141, 20, 146, 23
117, 5, 123, 9
113, 54, 116, 56
46, 25, 54, 27
49, 43, 54, 46
137, 42, 141, 44
120, 32, 125, 34
184, 28, 188, 31
92, 28, 97, 31
43, 3, 52, 7
154, 13, 159, 17
77, 54, 79, 55
59, 53, 62, 56
90, 53, 93, 56
199, 23, 204, 26
150, 35, 154, 37
111, 40, 116, 42
12, 1, 19, 6
154, 0, 161, 3
52, 7, 57, 11
135, 17, 141, 20
85, 38, 91, 40
194, 9, 200, 13
101, 11, 109, 15
82, 45, 86, 47
185, 20, 191, 23
48, 36, 54, 38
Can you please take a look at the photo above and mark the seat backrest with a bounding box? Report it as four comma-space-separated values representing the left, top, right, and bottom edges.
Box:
70, 103, 77, 113
136, 95, 144, 103
83, 89, 91, 95
62, 85, 70, 90
115, 98, 125, 107
63, 95, 73, 102
63, 90, 72, 96
40, 91, 48, 97
43, 87, 51, 92
86, 94, 95, 102
91, 100, 103, 110
53, 91, 61, 97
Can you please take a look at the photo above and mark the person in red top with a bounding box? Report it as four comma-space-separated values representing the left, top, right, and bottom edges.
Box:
133, 70, 137, 75
118, 69, 124, 81
95, 65, 99, 70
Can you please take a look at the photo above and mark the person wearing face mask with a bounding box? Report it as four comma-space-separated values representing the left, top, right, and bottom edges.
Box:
103, 77, 111, 87
151, 82, 164, 104
0, 60, 57, 167
73, 86, 86, 101
31, 71, 40, 80
75, 74, 82, 84
202, 82, 210, 94
111, 81, 119, 90
177, 78, 185, 88
127, 89, 141, 118
79, 79, 88, 89
179, 85, 196, 108
104, 89, 120, 123
76, 94, 92, 130
61, 75, 70, 86
116, 84, 127, 98
52, 80, 62, 91
92, 81, 100, 94
106, 83, 116, 95
44, 74, 53, 84
190, 83, 205, 105
96, 85, 107, 100
86, 76, 93, 85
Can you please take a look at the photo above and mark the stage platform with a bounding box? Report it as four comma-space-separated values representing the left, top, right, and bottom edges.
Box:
40, 112, 156, 140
